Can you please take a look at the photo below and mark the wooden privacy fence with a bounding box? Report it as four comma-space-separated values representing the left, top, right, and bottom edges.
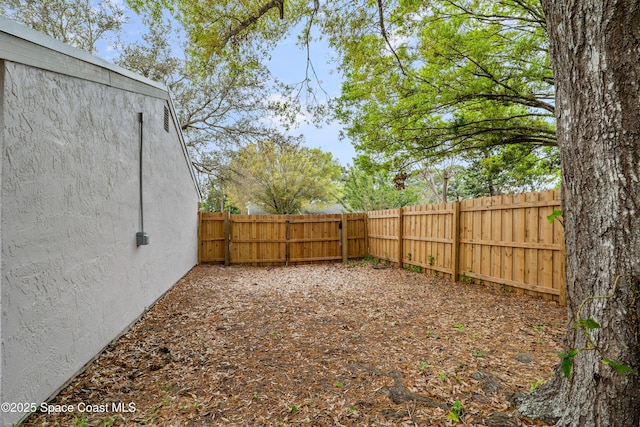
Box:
198, 189, 566, 304
368, 189, 565, 304
199, 213, 368, 265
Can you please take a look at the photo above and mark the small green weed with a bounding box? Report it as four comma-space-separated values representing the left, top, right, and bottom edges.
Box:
529, 379, 544, 392
73, 413, 122, 427
335, 381, 344, 388
73, 413, 89, 427
269, 329, 284, 339
404, 264, 421, 273
453, 323, 465, 332
471, 349, 486, 357
460, 273, 473, 283
160, 396, 172, 407
142, 407, 160, 424
448, 400, 463, 422
425, 329, 438, 338
418, 361, 432, 370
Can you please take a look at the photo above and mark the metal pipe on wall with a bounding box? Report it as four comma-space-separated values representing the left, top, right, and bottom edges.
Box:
136, 112, 149, 246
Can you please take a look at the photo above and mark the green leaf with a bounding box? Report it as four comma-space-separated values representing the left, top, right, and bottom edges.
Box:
560, 357, 573, 379
547, 209, 563, 224
559, 349, 580, 358
578, 318, 601, 330
601, 359, 637, 377
558, 349, 580, 379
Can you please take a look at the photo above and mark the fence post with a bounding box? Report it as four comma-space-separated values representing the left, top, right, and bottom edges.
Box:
286, 219, 291, 266
224, 211, 231, 266
451, 201, 460, 282
341, 214, 348, 263
398, 208, 404, 268
364, 213, 369, 258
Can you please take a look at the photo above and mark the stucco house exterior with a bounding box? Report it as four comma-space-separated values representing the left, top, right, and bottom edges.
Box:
0, 17, 200, 426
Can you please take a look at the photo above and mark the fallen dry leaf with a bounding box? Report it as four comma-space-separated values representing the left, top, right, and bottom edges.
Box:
24, 262, 565, 426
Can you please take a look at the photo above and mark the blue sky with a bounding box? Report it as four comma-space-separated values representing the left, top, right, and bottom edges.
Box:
97, 7, 357, 167
267, 35, 357, 166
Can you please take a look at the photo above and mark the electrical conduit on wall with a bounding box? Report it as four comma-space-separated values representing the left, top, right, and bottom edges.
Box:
136, 112, 148, 246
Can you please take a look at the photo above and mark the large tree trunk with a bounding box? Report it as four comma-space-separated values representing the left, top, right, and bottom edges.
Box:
518, 2, 640, 426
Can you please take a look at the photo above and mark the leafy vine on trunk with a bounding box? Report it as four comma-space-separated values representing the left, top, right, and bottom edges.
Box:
559, 275, 639, 380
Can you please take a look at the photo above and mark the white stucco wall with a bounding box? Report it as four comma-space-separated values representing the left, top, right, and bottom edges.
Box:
0, 61, 4, 425
0, 29, 199, 426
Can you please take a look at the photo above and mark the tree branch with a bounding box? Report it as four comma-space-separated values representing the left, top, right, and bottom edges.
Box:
455, 92, 555, 113
217, 0, 285, 49
376, 0, 408, 76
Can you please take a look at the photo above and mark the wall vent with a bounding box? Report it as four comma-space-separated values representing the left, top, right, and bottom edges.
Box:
163, 105, 170, 132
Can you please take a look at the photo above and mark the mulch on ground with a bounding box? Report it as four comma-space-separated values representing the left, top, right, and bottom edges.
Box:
24, 262, 566, 426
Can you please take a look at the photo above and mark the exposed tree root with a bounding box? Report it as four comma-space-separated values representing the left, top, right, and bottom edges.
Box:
348, 363, 446, 408
511, 366, 566, 424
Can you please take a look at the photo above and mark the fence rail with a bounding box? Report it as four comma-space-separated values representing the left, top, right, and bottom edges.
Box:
198, 189, 565, 304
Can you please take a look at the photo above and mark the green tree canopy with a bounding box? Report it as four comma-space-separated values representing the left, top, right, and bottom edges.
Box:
227, 137, 341, 214
331, 0, 555, 170
0, 0, 126, 53
456, 145, 560, 197
340, 164, 421, 212
126, 0, 555, 167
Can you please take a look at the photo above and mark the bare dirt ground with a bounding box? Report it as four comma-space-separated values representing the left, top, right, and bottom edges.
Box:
24, 262, 566, 427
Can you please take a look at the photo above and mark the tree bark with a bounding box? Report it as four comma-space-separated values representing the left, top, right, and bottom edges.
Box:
442, 169, 449, 203
518, 2, 640, 426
